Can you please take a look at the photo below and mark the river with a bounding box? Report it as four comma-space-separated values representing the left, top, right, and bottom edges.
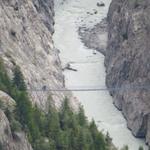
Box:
53, 0, 147, 149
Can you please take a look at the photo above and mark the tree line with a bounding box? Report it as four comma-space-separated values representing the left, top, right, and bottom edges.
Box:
0, 58, 111, 150
0, 58, 144, 150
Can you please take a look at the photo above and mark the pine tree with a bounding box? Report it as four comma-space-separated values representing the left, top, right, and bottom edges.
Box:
59, 97, 73, 130
89, 120, 107, 150
16, 91, 40, 142
12, 66, 26, 91
46, 101, 60, 139
33, 105, 46, 136
56, 130, 69, 150
77, 128, 87, 150
78, 105, 87, 126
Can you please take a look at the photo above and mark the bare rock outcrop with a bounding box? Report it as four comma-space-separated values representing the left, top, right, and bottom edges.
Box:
105, 0, 150, 145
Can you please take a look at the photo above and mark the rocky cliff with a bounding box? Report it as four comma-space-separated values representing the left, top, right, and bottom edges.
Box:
105, 0, 150, 146
0, 0, 69, 149
0, 0, 66, 111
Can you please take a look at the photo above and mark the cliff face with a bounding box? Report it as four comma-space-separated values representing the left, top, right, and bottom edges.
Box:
0, 0, 68, 149
0, 0, 65, 110
105, 0, 150, 145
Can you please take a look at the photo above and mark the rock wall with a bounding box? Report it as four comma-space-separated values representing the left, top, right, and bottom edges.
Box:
0, 0, 71, 149
105, 0, 150, 145
0, 0, 66, 110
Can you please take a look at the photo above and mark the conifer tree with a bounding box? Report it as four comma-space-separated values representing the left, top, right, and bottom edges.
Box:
12, 66, 26, 91
78, 105, 87, 126
46, 99, 60, 140
59, 97, 73, 130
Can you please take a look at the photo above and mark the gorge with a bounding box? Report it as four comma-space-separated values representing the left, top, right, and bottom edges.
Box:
54, 0, 148, 149
0, 0, 149, 149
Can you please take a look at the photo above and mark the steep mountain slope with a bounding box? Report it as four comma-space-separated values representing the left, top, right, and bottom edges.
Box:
105, 0, 150, 146
0, 0, 65, 149
0, 0, 65, 110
